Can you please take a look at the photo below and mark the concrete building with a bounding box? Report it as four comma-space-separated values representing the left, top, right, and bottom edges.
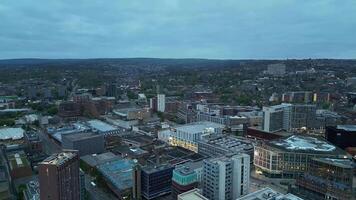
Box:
296, 158, 354, 200
24, 131, 42, 155
263, 103, 317, 132
172, 161, 203, 199
23, 180, 40, 200
202, 154, 250, 200
197, 134, 254, 161
87, 119, 121, 135
263, 104, 291, 132
97, 159, 135, 199
178, 189, 208, 200
237, 187, 303, 200
161, 121, 225, 152
254, 135, 350, 178
39, 150, 80, 200
62, 132, 105, 156
157, 94, 165, 112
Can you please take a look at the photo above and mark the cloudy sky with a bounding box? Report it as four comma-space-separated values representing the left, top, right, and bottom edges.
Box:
0, 0, 355, 59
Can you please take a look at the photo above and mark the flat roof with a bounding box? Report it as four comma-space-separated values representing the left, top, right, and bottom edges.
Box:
98, 159, 135, 191
336, 125, 356, 132
237, 187, 303, 200
87, 120, 117, 132
313, 157, 354, 169
0, 128, 24, 140
178, 189, 208, 200
271, 135, 336, 152
41, 151, 77, 166
175, 121, 224, 134
62, 132, 102, 141
201, 135, 254, 152
81, 152, 120, 167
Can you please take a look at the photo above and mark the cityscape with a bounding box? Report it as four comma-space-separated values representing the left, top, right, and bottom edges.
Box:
0, 1, 356, 200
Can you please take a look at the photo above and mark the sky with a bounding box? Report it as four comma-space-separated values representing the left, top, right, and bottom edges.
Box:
0, 0, 355, 59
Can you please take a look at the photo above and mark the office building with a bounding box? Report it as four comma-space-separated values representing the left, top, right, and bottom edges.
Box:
23, 180, 40, 200
97, 159, 135, 199
161, 121, 224, 152
157, 94, 165, 112
254, 135, 350, 178
172, 161, 203, 199
237, 187, 303, 200
62, 132, 105, 156
24, 131, 42, 155
296, 157, 354, 200
141, 164, 174, 200
325, 125, 356, 149
263, 104, 291, 132
39, 150, 80, 200
198, 134, 254, 160
263, 103, 317, 132
202, 154, 250, 200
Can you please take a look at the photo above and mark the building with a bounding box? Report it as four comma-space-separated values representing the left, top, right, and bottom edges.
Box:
296, 158, 354, 200
172, 161, 203, 199
161, 121, 225, 152
202, 154, 250, 200
62, 132, 105, 156
23, 180, 40, 200
58, 101, 81, 118
254, 135, 350, 178
24, 131, 42, 155
177, 189, 208, 200
0, 127, 24, 141
197, 134, 254, 161
113, 107, 151, 121
141, 164, 174, 200
263, 103, 317, 132
263, 104, 291, 132
237, 187, 303, 200
157, 94, 166, 112
149, 97, 157, 112
97, 159, 135, 199
325, 125, 356, 149
266, 63, 286, 76
7, 151, 32, 179
87, 119, 121, 135
39, 150, 80, 200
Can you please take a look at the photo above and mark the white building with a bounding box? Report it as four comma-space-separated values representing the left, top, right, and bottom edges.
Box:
237, 187, 303, 200
263, 103, 291, 132
159, 121, 224, 152
157, 94, 165, 112
202, 154, 250, 200
178, 189, 208, 200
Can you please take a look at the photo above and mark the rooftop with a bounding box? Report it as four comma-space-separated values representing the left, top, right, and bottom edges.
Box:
87, 120, 117, 132
313, 157, 354, 169
98, 159, 135, 191
178, 189, 208, 200
336, 125, 356, 132
201, 135, 254, 152
270, 135, 336, 152
81, 152, 120, 167
41, 151, 77, 166
62, 132, 102, 141
237, 187, 303, 200
0, 127, 24, 140
174, 121, 224, 134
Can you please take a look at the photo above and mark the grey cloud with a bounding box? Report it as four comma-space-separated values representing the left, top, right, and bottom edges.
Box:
0, 0, 355, 59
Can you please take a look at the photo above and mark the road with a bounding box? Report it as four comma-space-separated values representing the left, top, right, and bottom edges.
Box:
84, 174, 118, 200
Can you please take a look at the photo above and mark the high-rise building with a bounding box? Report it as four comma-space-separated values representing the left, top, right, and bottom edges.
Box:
263, 103, 291, 132
141, 164, 174, 200
263, 103, 317, 132
202, 154, 250, 200
39, 150, 80, 200
157, 94, 165, 112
